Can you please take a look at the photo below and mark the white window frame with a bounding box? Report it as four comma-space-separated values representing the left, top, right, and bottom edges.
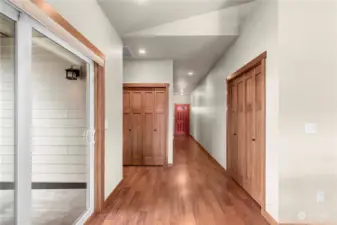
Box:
1, 1, 95, 224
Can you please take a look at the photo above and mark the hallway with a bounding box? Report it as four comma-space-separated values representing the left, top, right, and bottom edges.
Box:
89, 136, 269, 225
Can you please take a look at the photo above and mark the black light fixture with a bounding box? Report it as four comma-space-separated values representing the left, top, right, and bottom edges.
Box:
65, 66, 80, 80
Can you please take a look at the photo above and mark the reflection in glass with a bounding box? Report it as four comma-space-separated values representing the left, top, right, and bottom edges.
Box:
31, 30, 88, 225
0, 12, 15, 225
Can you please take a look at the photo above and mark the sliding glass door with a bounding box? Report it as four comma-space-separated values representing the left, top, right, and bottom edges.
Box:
0, 3, 17, 225
1, 1, 95, 224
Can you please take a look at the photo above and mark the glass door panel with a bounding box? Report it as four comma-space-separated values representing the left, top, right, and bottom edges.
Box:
30, 29, 92, 225
0, 11, 16, 225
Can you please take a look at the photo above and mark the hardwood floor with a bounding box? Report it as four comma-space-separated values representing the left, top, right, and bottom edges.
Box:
88, 136, 269, 225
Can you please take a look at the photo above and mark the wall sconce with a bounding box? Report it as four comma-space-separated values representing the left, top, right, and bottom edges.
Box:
65, 66, 80, 80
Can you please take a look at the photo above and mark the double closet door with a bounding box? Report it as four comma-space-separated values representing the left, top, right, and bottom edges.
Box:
227, 56, 266, 207
123, 87, 167, 166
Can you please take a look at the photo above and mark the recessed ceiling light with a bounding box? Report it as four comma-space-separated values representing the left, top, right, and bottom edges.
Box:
139, 49, 146, 55
188, 72, 194, 76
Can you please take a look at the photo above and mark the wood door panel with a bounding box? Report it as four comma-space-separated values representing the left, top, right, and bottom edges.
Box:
155, 90, 166, 113
142, 113, 154, 165
123, 91, 131, 113
143, 91, 154, 113
237, 79, 246, 187
150, 113, 165, 165
229, 84, 238, 180
253, 70, 264, 205
123, 114, 132, 165
131, 113, 143, 165
131, 91, 142, 114
245, 72, 255, 195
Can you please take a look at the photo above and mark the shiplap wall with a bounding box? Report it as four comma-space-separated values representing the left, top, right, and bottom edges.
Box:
0, 38, 15, 183
0, 39, 87, 183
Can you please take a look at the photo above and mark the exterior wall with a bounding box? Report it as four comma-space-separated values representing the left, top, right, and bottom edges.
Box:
190, 0, 279, 219
0, 41, 87, 183
123, 59, 174, 164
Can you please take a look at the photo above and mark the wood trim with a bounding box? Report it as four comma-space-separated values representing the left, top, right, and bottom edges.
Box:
226, 51, 267, 82
103, 180, 123, 208
261, 209, 278, 225
84, 212, 97, 225
30, 0, 105, 60
94, 63, 105, 213
225, 52, 267, 209
123, 83, 169, 88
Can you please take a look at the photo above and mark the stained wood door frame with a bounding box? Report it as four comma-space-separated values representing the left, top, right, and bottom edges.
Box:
123, 83, 169, 166
226, 51, 267, 208
174, 104, 190, 136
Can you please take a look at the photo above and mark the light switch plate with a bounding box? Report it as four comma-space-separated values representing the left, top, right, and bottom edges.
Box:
105, 120, 109, 130
317, 190, 325, 203
305, 123, 317, 134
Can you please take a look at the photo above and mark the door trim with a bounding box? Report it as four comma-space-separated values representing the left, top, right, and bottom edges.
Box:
225, 51, 267, 208
123, 83, 169, 166
174, 104, 190, 136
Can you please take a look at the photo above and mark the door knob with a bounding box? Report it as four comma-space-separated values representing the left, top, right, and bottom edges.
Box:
252, 138, 256, 141
129, 129, 131, 131
154, 129, 157, 132
234, 133, 237, 136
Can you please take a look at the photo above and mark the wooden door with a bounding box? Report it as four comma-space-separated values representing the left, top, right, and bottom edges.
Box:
130, 90, 143, 165
251, 63, 265, 206
244, 69, 255, 196
174, 104, 189, 135
152, 88, 166, 165
142, 89, 156, 165
226, 52, 266, 208
123, 90, 132, 165
228, 82, 238, 180
236, 77, 247, 187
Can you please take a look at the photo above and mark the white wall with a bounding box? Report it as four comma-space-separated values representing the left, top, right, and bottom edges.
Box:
190, 0, 279, 219
173, 94, 190, 104
124, 60, 174, 164
50, 0, 123, 199
279, 0, 337, 223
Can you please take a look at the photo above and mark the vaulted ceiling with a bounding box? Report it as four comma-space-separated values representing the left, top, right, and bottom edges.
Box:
98, 0, 256, 94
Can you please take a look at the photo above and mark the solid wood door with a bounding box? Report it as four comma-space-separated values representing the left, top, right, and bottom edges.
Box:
142, 89, 156, 165
251, 63, 265, 206
174, 104, 189, 135
236, 77, 247, 188
226, 53, 266, 208
130, 90, 143, 165
123, 91, 132, 165
152, 88, 166, 165
244, 69, 256, 196
228, 82, 238, 180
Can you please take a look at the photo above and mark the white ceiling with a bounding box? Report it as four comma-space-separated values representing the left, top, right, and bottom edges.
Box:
98, 0, 256, 94
98, 0, 253, 35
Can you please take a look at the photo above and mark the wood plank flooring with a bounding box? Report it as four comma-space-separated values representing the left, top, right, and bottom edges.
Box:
88, 136, 269, 225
